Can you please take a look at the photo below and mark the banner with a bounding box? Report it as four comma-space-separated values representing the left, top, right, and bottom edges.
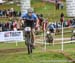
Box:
66, 0, 75, 17
20, 0, 31, 14
0, 31, 24, 42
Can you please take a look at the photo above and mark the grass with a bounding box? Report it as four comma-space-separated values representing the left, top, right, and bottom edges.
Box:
55, 32, 72, 38
46, 43, 75, 50
0, 42, 25, 49
0, 42, 75, 63
0, 0, 75, 63
47, 43, 75, 59
0, 42, 75, 52
0, 52, 71, 63
32, 1, 67, 21
0, 4, 20, 11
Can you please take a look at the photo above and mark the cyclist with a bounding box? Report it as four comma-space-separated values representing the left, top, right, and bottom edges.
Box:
21, 8, 39, 49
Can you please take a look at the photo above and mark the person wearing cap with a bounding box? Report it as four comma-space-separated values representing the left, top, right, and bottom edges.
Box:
21, 8, 39, 48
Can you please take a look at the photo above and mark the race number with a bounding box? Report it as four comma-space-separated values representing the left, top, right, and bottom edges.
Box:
24, 27, 31, 32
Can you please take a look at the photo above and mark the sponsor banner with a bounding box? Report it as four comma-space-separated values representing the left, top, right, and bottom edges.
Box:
66, 0, 75, 17
0, 31, 24, 42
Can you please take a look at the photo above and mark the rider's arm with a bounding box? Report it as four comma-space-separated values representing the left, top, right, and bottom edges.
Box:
21, 12, 27, 19
33, 13, 39, 27
36, 18, 39, 27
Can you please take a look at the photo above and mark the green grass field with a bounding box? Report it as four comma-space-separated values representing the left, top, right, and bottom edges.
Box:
0, 52, 71, 63
0, 42, 75, 63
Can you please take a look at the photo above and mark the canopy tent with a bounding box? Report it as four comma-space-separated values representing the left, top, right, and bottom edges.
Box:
0, 0, 5, 4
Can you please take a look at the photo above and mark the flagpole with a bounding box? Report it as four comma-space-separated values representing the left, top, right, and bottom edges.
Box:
43, 19, 47, 51
61, 22, 64, 51
42, 22, 44, 50
44, 21, 46, 51
44, 29, 46, 51
42, 22, 44, 51
16, 41, 18, 46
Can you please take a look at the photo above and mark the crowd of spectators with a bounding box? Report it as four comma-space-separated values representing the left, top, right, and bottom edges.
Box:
0, 13, 44, 32
0, 8, 21, 17
0, 19, 22, 32
55, 0, 64, 10
0, 9, 75, 34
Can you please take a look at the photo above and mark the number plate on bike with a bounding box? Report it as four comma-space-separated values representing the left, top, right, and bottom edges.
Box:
24, 27, 31, 32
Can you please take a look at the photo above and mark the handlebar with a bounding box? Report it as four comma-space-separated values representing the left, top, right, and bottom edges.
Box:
23, 18, 34, 21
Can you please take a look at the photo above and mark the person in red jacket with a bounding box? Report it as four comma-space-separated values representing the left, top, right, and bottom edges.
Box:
67, 19, 71, 27
13, 19, 17, 31
42, 18, 48, 31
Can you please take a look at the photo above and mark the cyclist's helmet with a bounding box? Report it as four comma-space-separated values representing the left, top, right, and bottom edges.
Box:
27, 8, 34, 13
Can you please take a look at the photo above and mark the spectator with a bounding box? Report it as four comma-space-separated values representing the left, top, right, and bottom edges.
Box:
55, 0, 59, 10
60, 12, 64, 25
6, 9, 10, 17
0, 22, 2, 32
13, 19, 17, 31
38, 14, 44, 26
4, 21, 10, 31
0, 10, 3, 17
42, 18, 48, 31
67, 19, 71, 27
17, 11, 21, 17
0, 8, 21, 17
10, 8, 14, 17
2, 9, 7, 17
17, 19, 22, 30
13, 10, 17, 17
60, 2, 64, 9
10, 21, 13, 31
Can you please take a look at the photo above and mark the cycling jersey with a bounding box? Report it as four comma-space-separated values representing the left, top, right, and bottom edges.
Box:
21, 13, 38, 28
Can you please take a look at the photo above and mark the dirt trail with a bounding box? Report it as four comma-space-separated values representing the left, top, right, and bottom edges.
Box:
0, 48, 26, 53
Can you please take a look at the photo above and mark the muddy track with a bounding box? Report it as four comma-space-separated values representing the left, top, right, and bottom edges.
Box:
61, 52, 75, 63
0, 48, 26, 54
45, 50, 75, 63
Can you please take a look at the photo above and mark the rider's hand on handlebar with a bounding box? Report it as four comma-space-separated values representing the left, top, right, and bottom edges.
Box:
23, 18, 34, 21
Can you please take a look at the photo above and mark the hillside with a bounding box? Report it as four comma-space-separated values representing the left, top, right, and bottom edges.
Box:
0, 0, 67, 22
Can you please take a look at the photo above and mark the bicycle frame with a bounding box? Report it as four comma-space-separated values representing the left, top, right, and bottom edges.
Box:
24, 27, 33, 54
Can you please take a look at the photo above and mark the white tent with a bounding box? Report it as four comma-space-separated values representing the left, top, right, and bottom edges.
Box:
0, 0, 5, 4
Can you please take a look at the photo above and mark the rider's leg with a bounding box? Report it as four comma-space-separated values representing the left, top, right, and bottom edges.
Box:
31, 28, 35, 48
27, 45, 30, 54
